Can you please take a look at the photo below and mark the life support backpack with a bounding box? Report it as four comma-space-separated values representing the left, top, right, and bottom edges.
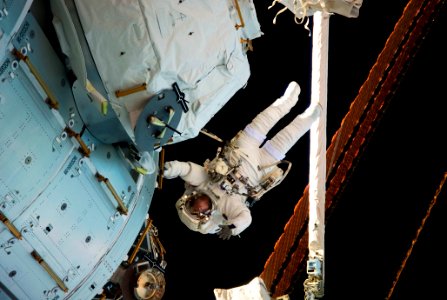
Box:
203, 136, 291, 203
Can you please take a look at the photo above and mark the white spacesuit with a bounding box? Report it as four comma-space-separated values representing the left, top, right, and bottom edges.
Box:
164, 81, 321, 239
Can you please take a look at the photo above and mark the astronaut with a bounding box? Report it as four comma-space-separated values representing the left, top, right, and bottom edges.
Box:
163, 81, 321, 240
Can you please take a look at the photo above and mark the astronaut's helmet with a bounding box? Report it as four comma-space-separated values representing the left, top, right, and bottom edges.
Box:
180, 191, 214, 222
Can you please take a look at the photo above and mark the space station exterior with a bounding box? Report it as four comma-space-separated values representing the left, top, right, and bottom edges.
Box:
0, 0, 261, 299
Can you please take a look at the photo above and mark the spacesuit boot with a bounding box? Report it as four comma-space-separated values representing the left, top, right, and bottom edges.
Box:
272, 81, 301, 112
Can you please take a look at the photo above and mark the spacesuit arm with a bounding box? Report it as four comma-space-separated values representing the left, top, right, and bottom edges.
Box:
164, 161, 208, 185
228, 208, 252, 235
225, 205, 252, 236
180, 161, 209, 186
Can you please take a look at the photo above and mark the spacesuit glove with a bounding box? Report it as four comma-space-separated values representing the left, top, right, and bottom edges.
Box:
163, 160, 190, 179
217, 224, 234, 240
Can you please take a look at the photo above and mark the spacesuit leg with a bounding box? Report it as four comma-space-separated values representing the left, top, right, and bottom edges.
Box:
261, 103, 321, 163
236, 81, 301, 148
